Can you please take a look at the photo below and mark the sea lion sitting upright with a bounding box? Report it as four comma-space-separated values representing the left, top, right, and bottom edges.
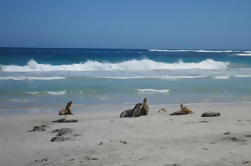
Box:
170, 104, 193, 115
59, 101, 73, 115
140, 98, 149, 116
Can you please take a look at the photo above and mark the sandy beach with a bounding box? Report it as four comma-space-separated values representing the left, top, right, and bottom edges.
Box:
0, 102, 251, 166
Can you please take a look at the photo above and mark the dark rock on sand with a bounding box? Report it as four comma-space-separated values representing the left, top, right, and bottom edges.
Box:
245, 134, 251, 138
50, 136, 70, 142
224, 136, 247, 143
242, 161, 251, 164
170, 104, 193, 115
52, 128, 73, 136
201, 112, 220, 117
223, 132, 231, 135
52, 117, 78, 123
28, 125, 47, 132
50, 128, 78, 142
120, 140, 127, 144
163, 164, 182, 166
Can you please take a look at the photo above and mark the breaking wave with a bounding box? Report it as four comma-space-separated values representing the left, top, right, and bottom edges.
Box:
136, 89, 170, 94
1, 59, 230, 72
234, 51, 251, 56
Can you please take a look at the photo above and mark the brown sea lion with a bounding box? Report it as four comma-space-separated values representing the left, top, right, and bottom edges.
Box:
170, 104, 193, 115
140, 98, 149, 116
59, 101, 73, 115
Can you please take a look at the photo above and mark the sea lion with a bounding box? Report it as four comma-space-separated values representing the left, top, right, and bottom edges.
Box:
132, 103, 143, 117
158, 108, 167, 113
201, 112, 220, 117
170, 104, 193, 115
140, 98, 149, 116
120, 103, 142, 118
59, 101, 73, 115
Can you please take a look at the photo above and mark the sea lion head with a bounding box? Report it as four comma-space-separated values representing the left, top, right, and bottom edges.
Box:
143, 98, 147, 104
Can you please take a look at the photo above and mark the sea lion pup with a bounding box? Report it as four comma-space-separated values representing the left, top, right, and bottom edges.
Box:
140, 98, 149, 116
170, 104, 193, 115
59, 101, 73, 115
120, 103, 142, 118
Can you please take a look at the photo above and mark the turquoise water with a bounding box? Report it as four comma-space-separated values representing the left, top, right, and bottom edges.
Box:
1, 48, 251, 113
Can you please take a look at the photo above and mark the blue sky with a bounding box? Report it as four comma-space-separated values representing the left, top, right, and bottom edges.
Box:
0, 0, 251, 49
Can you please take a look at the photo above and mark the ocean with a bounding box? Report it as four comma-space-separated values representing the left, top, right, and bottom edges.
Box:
1, 47, 251, 113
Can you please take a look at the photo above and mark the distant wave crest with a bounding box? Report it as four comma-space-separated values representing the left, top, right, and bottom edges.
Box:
1, 58, 230, 72
24, 90, 66, 95
0, 76, 66, 80
149, 49, 235, 53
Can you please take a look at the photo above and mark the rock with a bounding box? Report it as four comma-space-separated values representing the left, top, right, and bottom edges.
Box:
59, 101, 73, 115
201, 112, 220, 117
158, 108, 167, 113
242, 161, 250, 164
224, 136, 247, 143
50, 136, 70, 142
245, 134, 251, 137
28, 125, 47, 132
52, 118, 78, 123
223, 132, 231, 135
198, 120, 209, 123
51, 128, 73, 136
120, 140, 127, 144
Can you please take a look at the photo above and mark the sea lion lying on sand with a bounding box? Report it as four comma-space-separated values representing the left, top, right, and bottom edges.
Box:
170, 104, 193, 115
120, 103, 142, 118
201, 112, 220, 117
59, 101, 73, 115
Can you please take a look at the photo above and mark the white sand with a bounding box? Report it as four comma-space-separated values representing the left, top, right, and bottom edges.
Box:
0, 102, 251, 166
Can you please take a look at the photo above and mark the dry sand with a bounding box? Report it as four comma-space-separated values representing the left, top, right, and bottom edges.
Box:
0, 102, 251, 166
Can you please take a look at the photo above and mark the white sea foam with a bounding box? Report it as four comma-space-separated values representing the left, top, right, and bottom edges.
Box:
0, 76, 66, 80
149, 49, 235, 53
136, 89, 170, 93
234, 51, 251, 56
24, 91, 66, 95
1, 59, 230, 72
100, 75, 207, 80
213, 76, 231, 79
47, 91, 66, 95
